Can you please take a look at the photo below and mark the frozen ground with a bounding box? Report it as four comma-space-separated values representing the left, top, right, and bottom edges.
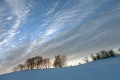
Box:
0, 54, 120, 80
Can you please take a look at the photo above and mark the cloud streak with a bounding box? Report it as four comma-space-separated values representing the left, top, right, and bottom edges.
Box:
0, 0, 30, 48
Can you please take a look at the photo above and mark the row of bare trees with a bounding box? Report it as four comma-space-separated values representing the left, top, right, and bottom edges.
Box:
90, 49, 115, 61
13, 49, 118, 71
13, 55, 67, 71
13, 56, 51, 71
82, 49, 116, 63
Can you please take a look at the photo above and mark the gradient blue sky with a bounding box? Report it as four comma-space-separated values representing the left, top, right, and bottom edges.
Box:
0, 0, 120, 74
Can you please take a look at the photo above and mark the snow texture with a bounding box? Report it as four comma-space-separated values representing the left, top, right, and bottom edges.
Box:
0, 55, 120, 80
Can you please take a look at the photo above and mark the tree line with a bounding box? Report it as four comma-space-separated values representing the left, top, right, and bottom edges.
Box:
13, 55, 67, 71
13, 48, 119, 71
83, 49, 116, 63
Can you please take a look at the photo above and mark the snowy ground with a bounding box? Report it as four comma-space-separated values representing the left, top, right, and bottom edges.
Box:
0, 54, 120, 80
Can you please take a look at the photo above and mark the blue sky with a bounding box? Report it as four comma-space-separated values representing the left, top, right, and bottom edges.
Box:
0, 0, 120, 74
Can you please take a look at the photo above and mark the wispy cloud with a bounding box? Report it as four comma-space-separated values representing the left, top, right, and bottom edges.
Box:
45, 2, 58, 16
6, 17, 13, 20
0, 0, 30, 47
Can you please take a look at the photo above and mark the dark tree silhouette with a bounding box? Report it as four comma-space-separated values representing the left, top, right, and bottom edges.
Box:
96, 52, 104, 59
35, 56, 43, 69
83, 56, 89, 63
90, 54, 97, 61
96, 53, 100, 59
42, 58, 51, 69
25, 58, 34, 70
53, 55, 67, 68
101, 50, 109, 58
18, 64, 24, 70
109, 50, 115, 57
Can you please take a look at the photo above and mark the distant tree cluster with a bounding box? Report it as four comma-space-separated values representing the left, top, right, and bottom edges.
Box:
13, 55, 67, 71
81, 49, 116, 64
53, 55, 67, 68
90, 49, 115, 61
13, 48, 118, 72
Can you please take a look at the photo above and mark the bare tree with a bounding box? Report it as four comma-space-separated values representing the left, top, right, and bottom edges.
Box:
101, 50, 109, 58
53, 55, 67, 68
18, 64, 25, 70
34, 56, 43, 69
90, 54, 97, 61
46, 58, 51, 68
25, 58, 34, 70
83, 56, 89, 63
109, 50, 115, 57
42, 58, 51, 69
96, 53, 100, 59
96, 52, 104, 59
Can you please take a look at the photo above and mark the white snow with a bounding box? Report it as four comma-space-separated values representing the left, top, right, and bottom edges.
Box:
0, 54, 120, 80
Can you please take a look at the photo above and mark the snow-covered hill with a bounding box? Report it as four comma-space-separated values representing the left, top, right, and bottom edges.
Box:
0, 55, 120, 80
